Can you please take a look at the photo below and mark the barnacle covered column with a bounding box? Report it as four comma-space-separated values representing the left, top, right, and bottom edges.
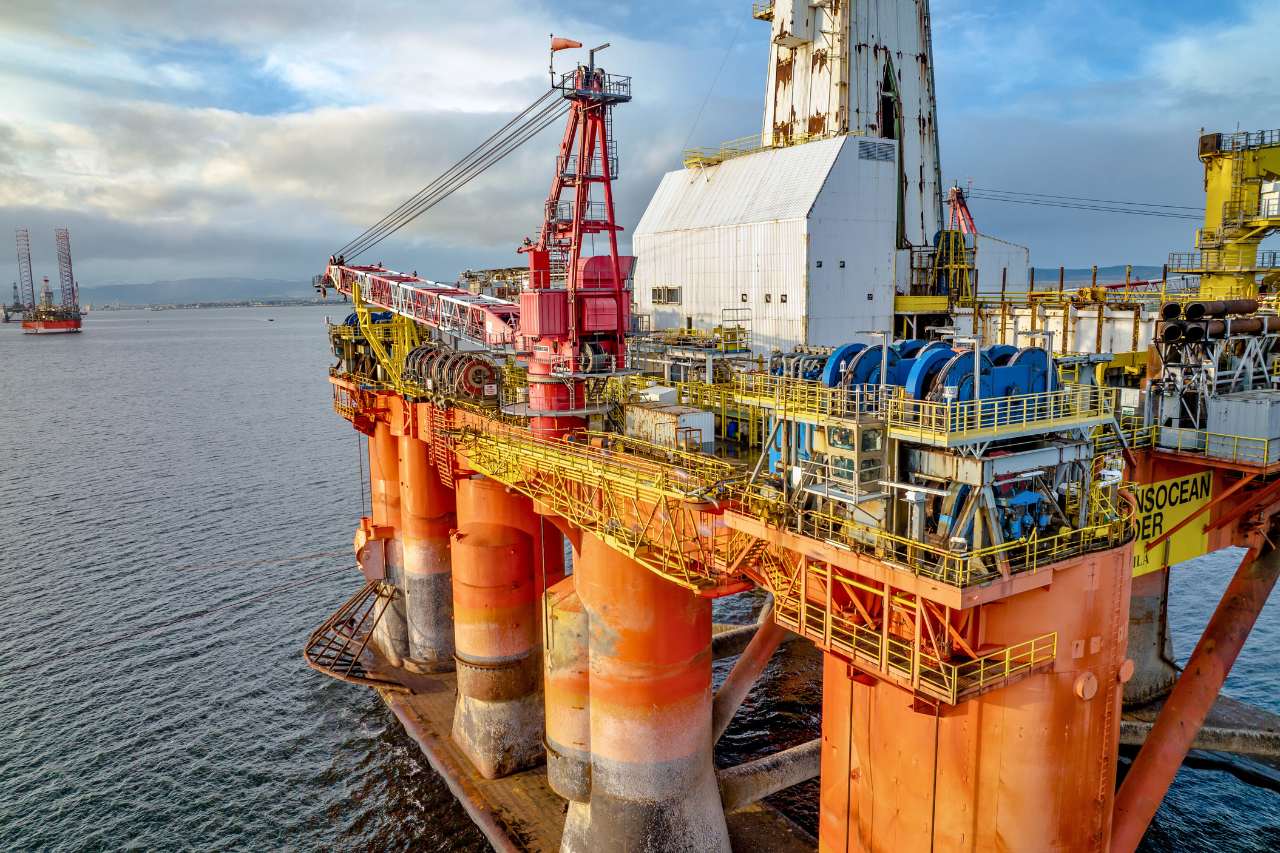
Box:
562, 532, 729, 853
369, 419, 409, 667
397, 426, 456, 672
450, 477, 545, 779
544, 574, 591, 803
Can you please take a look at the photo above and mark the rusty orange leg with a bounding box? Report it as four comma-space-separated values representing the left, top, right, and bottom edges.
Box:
544, 573, 590, 802
450, 477, 544, 779
397, 434, 456, 672
369, 421, 408, 666
1110, 546, 1280, 853
1124, 567, 1180, 705
562, 532, 729, 853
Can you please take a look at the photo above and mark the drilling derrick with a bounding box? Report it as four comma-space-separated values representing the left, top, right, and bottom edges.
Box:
55, 227, 79, 309
15, 228, 35, 309
518, 48, 632, 437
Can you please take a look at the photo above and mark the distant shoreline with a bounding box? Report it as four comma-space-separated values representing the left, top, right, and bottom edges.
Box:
89, 297, 346, 311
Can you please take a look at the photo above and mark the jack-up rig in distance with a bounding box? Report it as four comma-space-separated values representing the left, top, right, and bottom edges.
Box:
303, 3, 1280, 851
12, 227, 83, 334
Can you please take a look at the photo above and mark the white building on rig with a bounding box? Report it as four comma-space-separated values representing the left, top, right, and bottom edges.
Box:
633, 0, 945, 353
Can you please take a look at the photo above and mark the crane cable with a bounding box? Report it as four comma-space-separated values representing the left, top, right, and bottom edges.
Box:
967, 187, 1202, 221
345, 99, 570, 260
336, 87, 558, 257
337, 88, 569, 260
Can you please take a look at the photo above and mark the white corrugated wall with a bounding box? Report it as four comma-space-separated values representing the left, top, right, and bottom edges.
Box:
806, 138, 898, 346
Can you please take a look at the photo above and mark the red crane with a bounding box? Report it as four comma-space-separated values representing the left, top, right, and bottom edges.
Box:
947, 185, 977, 236
517, 41, 633, 437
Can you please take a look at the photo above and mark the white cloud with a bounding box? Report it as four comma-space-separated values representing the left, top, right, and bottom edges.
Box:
6, 0, 1273, 281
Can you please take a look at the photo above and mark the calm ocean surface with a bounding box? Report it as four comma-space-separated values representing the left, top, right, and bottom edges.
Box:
0, 306, 1275, 851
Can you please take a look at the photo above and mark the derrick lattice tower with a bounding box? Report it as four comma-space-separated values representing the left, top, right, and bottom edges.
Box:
15, 228, 35, 308
54, 227, 78, 308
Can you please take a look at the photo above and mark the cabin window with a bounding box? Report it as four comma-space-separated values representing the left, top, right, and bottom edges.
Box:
652, 286, 682, 305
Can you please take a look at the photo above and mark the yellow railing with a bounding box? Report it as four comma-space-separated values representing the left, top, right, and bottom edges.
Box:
683, 134, 765, 168
650, 325, 752, 352
449, 416, 739, 590
885, 384, 1115, 444
919, 633, 1058, 704
682, 129, 834, 169
733, 373, 884, 421
774, 558, 1059, 703
751, 1, 774, 20
1154, 426, 1279, 466
733, 484, 1130, 587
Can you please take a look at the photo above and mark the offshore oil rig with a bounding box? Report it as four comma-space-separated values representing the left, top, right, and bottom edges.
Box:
305, 2, 1280, 850
8, 227, 83, 333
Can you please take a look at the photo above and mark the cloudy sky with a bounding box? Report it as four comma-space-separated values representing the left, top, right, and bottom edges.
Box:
1, 0, 1276, 286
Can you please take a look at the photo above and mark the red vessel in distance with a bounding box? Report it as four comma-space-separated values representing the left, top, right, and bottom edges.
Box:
17, 227, 83, 334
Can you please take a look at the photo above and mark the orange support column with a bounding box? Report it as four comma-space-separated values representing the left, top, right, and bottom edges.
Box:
562, 532, 729, 853
369, 420, 408, 667
544, 574, 590, 803
450, 477, 544, 779
398, 434, 456, 672
818, 546, 1132, 851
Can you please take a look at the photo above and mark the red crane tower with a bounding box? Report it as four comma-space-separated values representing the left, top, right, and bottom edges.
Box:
517, 42, 633, 437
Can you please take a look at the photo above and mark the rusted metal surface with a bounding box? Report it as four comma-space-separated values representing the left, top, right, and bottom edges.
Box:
397, 434, 457, 672
818, 540, 1133, 850
451, 479, 544, 779
564, 532, 730, 852
380, 671, 816, 853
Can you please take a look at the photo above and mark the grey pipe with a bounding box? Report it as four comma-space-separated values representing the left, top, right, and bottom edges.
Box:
717, 739, 822, 813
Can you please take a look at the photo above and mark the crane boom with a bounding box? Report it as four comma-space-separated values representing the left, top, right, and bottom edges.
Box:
325, 262, 519, 350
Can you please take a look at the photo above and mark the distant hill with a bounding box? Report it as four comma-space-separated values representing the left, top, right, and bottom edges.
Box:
1033, 264, 1166, 284
80, 277, 313, 306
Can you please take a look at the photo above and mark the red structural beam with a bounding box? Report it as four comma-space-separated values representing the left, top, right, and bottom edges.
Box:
326, 262, 520, 350
1109, 545, 1280, 852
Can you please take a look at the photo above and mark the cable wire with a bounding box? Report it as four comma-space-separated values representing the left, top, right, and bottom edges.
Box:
967, 192, 1202, 221
337, 91, 569, 260
347, 99, 568, 258
346, 100, 569, 260
336, 88, 558, 257
970, 186, 1202, 212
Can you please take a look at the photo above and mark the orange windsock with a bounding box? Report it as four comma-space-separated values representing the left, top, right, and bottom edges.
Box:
551, 35, 582, 52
